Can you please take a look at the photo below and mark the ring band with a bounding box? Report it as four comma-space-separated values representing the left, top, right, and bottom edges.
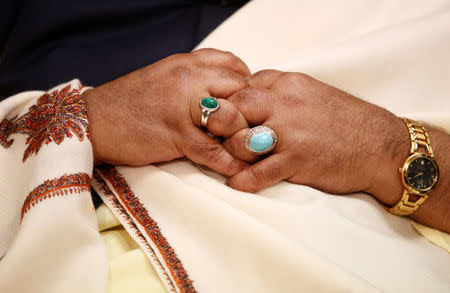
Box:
200, 97, 219, 128
245, 126, 278, 155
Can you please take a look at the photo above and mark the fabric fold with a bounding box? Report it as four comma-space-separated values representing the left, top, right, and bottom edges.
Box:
0, 80, 108, 293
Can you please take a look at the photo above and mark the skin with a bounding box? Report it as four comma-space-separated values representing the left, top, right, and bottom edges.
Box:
82, 48, 249, 176
223, 70, 450, 233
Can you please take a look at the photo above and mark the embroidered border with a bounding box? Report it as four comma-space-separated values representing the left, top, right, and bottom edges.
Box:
0, 85, 89, 162
21, 173, 91, 219
93, 171, 178, 293
94, 166, 196, 293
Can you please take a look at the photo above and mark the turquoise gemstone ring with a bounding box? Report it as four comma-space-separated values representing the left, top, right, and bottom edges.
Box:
245, 126, 278, 155
200, 97, 219, 128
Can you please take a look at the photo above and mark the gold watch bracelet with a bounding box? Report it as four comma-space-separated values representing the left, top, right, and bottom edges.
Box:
387, 118, 435, 216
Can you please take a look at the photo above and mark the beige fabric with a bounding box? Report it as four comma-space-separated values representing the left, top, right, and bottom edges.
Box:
411, 221, 450, 253
0, 81, 108, 293
97, 204, 167, 293
96, 0, 450, 292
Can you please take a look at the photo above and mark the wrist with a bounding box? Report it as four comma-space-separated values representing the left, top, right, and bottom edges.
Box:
365, 116, 410, 205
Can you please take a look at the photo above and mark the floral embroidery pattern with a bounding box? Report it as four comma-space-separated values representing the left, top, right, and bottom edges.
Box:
0, 85, 89, 162
22, 173, 91, 220
94, 166, 196, 293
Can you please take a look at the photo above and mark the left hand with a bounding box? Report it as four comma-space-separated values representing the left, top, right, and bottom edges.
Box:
83, 49, 250, 176
223, 70, 409, 204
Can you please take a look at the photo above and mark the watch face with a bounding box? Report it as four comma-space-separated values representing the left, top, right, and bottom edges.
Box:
405, 155, 438, 191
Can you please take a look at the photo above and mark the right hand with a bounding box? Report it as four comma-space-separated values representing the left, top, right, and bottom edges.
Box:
83, 48, 250, 176
222, 70, 407, 198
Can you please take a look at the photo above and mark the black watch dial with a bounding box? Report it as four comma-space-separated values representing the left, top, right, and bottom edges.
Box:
406, 156, 438, 191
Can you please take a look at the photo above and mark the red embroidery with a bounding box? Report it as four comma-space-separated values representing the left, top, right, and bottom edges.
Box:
94, 166, 196, 293
0, 85, 89, 162
93, 171, 178, 292
21, 173, 91, 220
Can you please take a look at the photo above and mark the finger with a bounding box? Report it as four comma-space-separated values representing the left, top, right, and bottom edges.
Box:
227, 87, 273, 125
190, 98, 248, 137
222, 128, 259, 163
182, 127, 249, 176
192, 48, 251, 77
202, 67, 248, 98
247, 69, 283, 89
226, 153, 291, 193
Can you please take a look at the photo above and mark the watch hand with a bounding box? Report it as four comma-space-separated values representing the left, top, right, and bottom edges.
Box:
411, 172, 424, 179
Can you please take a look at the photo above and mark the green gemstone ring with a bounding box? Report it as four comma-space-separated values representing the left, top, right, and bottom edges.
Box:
200, 97, 219, 128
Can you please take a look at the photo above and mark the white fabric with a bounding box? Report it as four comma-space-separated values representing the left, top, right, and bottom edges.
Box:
0, 81, 108, 293
96, 0, 450, 292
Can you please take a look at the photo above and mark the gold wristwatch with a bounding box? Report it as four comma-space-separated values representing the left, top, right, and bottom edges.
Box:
388, 118, 439, 216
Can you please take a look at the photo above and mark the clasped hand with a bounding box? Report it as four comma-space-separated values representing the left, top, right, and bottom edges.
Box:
83, 49, 407, 203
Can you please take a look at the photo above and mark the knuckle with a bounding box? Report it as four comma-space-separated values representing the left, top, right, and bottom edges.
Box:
236, 75, 248, 88
248, 160, 282, 186
167, 53, 190, 63
255, 69, 281, 77
221, 105, 240, 124
229, 138, 241, 156
296, 72, 311, 78
281, 72, 299, 83
169, 65, 193, 83
219, 69, 245, 84
193, 48, 216, 55
296, 72, 313, 83
225, 158, 241, 174
222, 140, 235, 156
203, 143, 225, 163
224, 136, 241, 157
222, 50, 236, 58
223, 50, 235, 57
283, 72, 311, 84
266, 160, 282, 180
224, 51, 241, 65
232, 87, 259, 103
249, 69, 282, 84
248, 166, 268, 186
192, 48, 221, 61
